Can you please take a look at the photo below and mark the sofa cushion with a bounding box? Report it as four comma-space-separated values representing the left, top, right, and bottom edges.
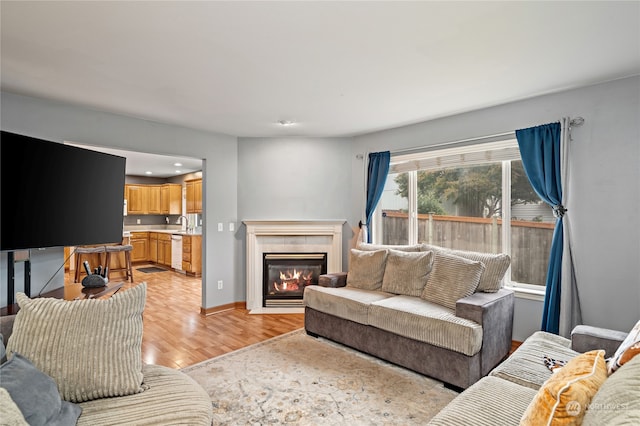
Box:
583, 353, 640, 426
346, 249, 388, 291
521, 350, 608, 425
381, 249, 433, 297
490, 331, 578, 390
424, 244, 510, 293
76, 364, 214, 426
0, 388, 28, 426
421, 251, 484, 310
427, 376, 537, 426
368, 295, 483, 356
607, 319, 640, 375
357, 242, 427, 252
6, 283, 147, 403
303, 285, 393, 325
0, 352, 82, 426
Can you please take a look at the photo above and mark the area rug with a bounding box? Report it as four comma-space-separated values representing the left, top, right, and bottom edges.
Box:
136, 266, 168, 273
181, 329, 458, 425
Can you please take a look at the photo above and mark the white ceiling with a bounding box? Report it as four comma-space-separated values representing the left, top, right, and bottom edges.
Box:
2, 1, 639, 142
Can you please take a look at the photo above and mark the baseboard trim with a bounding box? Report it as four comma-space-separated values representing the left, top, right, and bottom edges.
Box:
200, 301, 246, 316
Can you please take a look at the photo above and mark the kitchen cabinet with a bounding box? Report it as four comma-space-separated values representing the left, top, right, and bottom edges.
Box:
148, 233, 158, 263
157, 233, 172, 267
161, 184, 182, 215
181, 235, 202, 277
126, 183, 181, 216
126, 185, 150, 215
130, 232, 148, 263
185, 179, 202, 214
148, 186, 162, 214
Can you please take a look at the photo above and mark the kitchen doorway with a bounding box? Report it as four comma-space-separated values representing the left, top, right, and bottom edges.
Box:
63, 142, 204, 312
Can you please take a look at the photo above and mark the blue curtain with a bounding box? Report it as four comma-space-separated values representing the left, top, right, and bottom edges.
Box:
364, 151, 390, 243
515, 123, 564, 334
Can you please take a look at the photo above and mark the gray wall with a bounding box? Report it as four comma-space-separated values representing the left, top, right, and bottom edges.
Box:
0, 91, 238, 310
236, 137, 353, 300
351, 76, 640, 340
3, 76, 638, 341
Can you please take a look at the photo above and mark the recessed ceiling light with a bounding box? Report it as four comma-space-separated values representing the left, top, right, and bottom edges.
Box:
175, 170, 182, 174
277, 120, 296, 126
145, 171, 153, 175
174, 162, 182, 167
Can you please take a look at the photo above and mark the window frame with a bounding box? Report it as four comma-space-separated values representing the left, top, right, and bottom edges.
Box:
372, 138, 547, 300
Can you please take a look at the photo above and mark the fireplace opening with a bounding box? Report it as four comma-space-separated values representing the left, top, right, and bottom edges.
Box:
263, 253, 327, 307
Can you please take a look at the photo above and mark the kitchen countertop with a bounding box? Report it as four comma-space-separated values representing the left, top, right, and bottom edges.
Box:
123, 228, 202, 236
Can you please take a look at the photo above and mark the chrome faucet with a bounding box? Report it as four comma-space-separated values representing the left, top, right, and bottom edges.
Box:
177, 215, 190, 232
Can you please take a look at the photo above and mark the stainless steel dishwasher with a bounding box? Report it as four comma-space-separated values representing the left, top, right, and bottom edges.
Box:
171, 234, 183, 270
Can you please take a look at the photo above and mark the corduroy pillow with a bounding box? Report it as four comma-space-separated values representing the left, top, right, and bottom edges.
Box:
420, 251, 484, 310
357, 242, 428, 252
521, 350, 608, 425
346, 249, 388, 291
6, 283, 147, 403
424, 244, 510, 293
381, 249, 434, 296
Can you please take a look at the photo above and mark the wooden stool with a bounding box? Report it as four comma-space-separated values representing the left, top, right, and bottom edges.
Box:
105, 244, 134, 283
74, 246, 107, 283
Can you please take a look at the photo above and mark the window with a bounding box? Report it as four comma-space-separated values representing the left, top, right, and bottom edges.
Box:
372, 139, 554, 290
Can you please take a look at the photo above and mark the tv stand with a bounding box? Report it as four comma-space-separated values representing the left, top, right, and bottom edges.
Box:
6, 250, 30, 306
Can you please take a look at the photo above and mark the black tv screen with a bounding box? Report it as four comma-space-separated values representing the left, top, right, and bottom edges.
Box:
1, 131, 126, 251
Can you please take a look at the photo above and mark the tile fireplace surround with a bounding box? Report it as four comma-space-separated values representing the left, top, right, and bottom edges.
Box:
244, 220, 345, 314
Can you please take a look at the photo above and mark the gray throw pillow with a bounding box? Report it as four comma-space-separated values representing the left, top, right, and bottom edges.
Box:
0, 333, 5, 364
0, 353, 82, 426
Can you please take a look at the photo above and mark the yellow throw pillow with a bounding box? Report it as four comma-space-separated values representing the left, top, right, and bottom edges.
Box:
521, 350, 608, 426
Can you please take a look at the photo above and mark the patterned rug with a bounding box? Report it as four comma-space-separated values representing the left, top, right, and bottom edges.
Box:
181, 329, 458, 425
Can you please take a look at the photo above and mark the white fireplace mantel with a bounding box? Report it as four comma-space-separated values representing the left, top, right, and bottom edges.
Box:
244, 220, 345, 314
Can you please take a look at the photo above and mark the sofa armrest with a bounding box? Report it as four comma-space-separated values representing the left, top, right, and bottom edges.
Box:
571, 325, 627, 358
456, 289, 515, 376
318, 272, 348, 288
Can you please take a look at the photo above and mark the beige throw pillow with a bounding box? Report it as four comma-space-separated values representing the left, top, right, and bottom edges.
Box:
381, 249, 434, 296
346, 249, 388, 291
424, 244, 510, 293
6, 283, 147, 403
421, 251, 484, 310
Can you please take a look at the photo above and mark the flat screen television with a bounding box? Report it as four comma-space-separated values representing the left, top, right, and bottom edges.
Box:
1, 131, 126, 251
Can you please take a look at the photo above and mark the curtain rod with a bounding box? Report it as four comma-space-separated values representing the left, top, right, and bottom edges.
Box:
390, 117, 585, 156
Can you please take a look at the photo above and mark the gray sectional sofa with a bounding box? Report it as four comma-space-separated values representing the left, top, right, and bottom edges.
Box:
304, 242, 515, 389
0, 284, 213, 425
428, 325, 640, 425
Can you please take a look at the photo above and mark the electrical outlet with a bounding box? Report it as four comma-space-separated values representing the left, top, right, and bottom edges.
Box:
136, 219, 141, 224
217, 222, 223, 232
229, 222, 235, 232
217, 280, 223, 290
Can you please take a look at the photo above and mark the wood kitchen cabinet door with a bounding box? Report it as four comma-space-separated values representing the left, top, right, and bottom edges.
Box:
130, 232, 148, 262
186, 179, 202, 214
157, 234, 172, 266
126, 185, 150, 215
148, 233, 158, 263
161, 184, 182, 215
148, 186, 162, 214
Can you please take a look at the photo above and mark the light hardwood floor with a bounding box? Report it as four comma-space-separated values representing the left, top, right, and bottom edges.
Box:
65, 264, 304, 370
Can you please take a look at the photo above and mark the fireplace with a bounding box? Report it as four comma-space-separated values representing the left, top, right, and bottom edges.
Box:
263, 253, 327, 307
